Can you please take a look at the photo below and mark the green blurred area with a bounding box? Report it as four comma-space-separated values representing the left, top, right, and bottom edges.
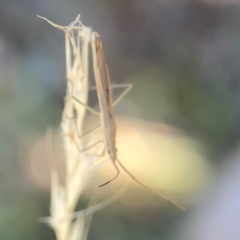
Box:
128, 66, 238, 155
0, 1, 240, 239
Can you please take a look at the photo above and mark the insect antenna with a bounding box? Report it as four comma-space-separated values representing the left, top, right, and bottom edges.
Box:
99, 162, 120, 187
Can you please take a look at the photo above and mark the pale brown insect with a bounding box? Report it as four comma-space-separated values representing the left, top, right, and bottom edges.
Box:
73, 32, 185, 211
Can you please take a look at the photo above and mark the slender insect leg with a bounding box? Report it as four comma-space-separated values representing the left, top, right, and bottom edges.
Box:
99, 158, 120, 187
72, 96, 100, 115
77, 123, 101, 139
115, 159, 186, 211
89, 83, 133, 107
65, 115, 101, 139
69, 96, 103, 158
112, 83, 133, 107
77, 140, 104, 153
63, 119, 101, 155
64, 116, 105, 159
66, 77, 99, 115
68, 139, 105, 178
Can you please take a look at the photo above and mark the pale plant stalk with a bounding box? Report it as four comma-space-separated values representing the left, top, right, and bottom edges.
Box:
38, 15, 128, 240
38, 15, 97, 240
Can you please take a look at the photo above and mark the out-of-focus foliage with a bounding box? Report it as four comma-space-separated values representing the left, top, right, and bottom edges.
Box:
1, 1, 240, 240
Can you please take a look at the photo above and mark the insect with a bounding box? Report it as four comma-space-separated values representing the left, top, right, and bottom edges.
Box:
73, 32, 185, 211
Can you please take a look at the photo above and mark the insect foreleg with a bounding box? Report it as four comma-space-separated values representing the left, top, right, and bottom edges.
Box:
88, 83, 133, 107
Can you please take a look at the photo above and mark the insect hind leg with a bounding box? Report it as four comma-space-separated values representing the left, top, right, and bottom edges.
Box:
115, 158, 186, 211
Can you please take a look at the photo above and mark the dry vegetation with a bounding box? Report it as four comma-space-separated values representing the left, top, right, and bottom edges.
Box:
37, 14, 185, 240
37, 15, 124, 240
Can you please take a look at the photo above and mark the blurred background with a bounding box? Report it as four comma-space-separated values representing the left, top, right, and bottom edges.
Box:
1, 0, 240, 239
